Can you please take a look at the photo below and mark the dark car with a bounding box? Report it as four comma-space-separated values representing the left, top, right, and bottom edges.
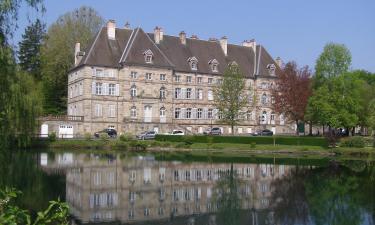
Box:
204, 127, 222, 135
137, 131, 156, 140
260, 129, 273, 136
94, 128, 117, 138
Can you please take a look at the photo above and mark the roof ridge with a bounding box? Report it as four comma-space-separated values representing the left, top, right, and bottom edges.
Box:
119, 28, 135, 63
122, 27, 140, 63
83, 27, 103, 64
256, 45, 262, 75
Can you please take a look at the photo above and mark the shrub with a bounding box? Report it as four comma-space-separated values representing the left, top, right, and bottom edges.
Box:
129, 140, 147, 151
183, 136, 194, 146
99, 133, 109, 142
119, 133, 134, 142
112, 140, 129, 150
84, 133, 92, 141
250, 142, 256, 148
340, 136, 366, 148
48, 132, 56, 142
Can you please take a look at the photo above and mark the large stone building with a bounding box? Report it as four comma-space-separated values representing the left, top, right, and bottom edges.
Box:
48, 20, 295, 136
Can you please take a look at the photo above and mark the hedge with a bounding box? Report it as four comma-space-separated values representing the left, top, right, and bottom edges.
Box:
155, 135, 328, 147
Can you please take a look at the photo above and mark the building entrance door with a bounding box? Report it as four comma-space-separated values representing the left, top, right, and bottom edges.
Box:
144, 106, 152, 123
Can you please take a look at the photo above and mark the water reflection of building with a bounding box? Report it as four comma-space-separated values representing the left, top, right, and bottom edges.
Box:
40, 153, 291, 224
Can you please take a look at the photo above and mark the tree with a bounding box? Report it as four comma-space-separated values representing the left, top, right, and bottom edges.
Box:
18, 19, 46, 80
41, 6, 104, 114
213, 64, 249, 135
314, 43, 351, 89
272, 61, 312, 135
0, 0, 44, 149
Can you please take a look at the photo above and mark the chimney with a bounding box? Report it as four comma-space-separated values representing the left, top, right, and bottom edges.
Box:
107, 20, 116, 39
242, 39, 257, 54
74, 42, 82, 65
275, 57, 283, 68
220, 36, 228, 56
190, 34, 199, 39
124, 21, 131, 29
179, 31, 186, 45
154, 26, 164, 44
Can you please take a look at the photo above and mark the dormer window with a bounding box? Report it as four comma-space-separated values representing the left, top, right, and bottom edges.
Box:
229, 61, 238, 67
267, 64, 276, 76
187, 57, 198, 71
208, 59, 219, 73
143, 49, 154, 64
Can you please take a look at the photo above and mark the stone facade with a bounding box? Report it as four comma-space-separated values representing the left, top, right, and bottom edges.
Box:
64, 20, 296, 136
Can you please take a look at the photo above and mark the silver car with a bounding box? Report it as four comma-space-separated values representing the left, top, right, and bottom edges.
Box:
136, 131, 156, 140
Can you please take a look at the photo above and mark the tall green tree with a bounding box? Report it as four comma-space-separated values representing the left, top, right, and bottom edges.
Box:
213, 64, 249, 134
314, 43, 351, 88
41, 6, 104, 114
0, 0, 44, 149
18, 19, 46, 80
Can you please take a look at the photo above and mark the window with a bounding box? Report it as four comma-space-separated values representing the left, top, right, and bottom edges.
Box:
271, 113, 275, 124
261, 111, 267, 123
160, 107, 165, 117
271, 96, 275, 104
95, 83, 102, 95
160, 74, 166, 81
186, 76, 192, 83
108, 105, 116, 117
160, 87, 166, 99
208, 109, 213, 119
209, 59, 219, 72
247, 111, 252, 121
217, 79, 223, 84
174, 75, 181, 82
208, 78, 213, 84
188, 56, 198, 70
197, 89, 203, 100
186, 108, 192, 119
95, 104, 102, 117
145, 73, 152, 80
267, 64, 276, 76
79, 82, 83, 95
280, 114, 285, 125
197, 77, 202, 83
130, 85, 137, 97
143, 49, 153, 63
186, 88, 192, 99
130, 106, 137, 118
207, 90, 213, 101
197, 108, 203, 119
128, 209, 134, 219
174, 108, 181, 119
261, 93, 267, 105
175, 88, 181, 99
261, 82, 267, 89
130, 71, 137, 79
95, 68, 104, 77
108, 84, 115, 96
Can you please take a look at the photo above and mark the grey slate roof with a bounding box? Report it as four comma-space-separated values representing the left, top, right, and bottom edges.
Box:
75, 26, 281, 78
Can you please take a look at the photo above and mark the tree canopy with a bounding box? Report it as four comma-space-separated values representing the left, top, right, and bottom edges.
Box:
41, 6, 104, 114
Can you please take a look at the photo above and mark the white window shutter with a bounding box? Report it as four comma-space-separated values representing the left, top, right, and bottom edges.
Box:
92, 82, 96, 95
103, 83, 108, 95
89, 194, 94, 208
113, 193, 118, 206
92, 68, 96, 77
181, 88, 186, 99
203, 108, 208, 119
115, 84, 120, 96
192, 108, 197, 119
191, 88, 195, 99
181, 108, 186, 119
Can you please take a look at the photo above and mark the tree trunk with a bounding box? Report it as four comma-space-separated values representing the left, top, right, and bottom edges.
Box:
309, 121, 313, 136
295, 120, 299, 136
231, 124, 234, 136
351, 127, 355, 136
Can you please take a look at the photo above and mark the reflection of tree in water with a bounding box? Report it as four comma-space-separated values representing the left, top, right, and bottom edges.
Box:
213, 164, 242, 225
270, 161, 375, 225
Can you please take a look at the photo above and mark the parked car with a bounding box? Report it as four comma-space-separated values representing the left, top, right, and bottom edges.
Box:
260, 129, 273, 136
171, 130, 185, 135
204, 127, 222, 135
136, 131, 157, 140
94, 128, 117, 138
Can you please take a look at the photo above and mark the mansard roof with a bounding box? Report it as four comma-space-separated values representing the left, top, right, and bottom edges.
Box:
75, 26, 281, 78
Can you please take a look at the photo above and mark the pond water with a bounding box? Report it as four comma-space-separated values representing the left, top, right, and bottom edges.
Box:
0, 150, 374, 225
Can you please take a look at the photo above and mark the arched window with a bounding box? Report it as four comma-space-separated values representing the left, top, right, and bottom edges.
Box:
261, 93, 267, 105
130, 85, 137, 97
130, 106, 137, 118
160, 107, 165, 117
261, 111, 267, 124
160, 87, 166, 99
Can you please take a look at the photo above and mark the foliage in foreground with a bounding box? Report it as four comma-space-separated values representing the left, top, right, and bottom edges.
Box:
0, 187, 69, 225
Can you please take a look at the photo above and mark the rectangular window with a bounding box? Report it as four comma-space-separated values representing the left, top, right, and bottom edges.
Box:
186, 108, 192, 119
207, 90, 213, 101
197, 108, 202, 119
108, 84, 115, 95
208, 78, 213, 84
144, 168, 151, 183
95, 104, 102, 117
95, 68, 104, 77
186, 88, 192, 99
145, 73, 152, 80
108, 105, 116, 117
160, 74, 166, 81
197, 89, 203, 100
174, 75, 181, 82
217, 79, 223, 84
186, 76, 192, 83
174, 108, 181, 119
175, 88, 181, 99
130, 71, 137, 79
208, 109, 213, 119
197, 77, 202, 83
95, 83, 102, 95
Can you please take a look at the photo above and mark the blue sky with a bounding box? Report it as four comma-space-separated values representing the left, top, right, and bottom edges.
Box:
14, 0, 375, 72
